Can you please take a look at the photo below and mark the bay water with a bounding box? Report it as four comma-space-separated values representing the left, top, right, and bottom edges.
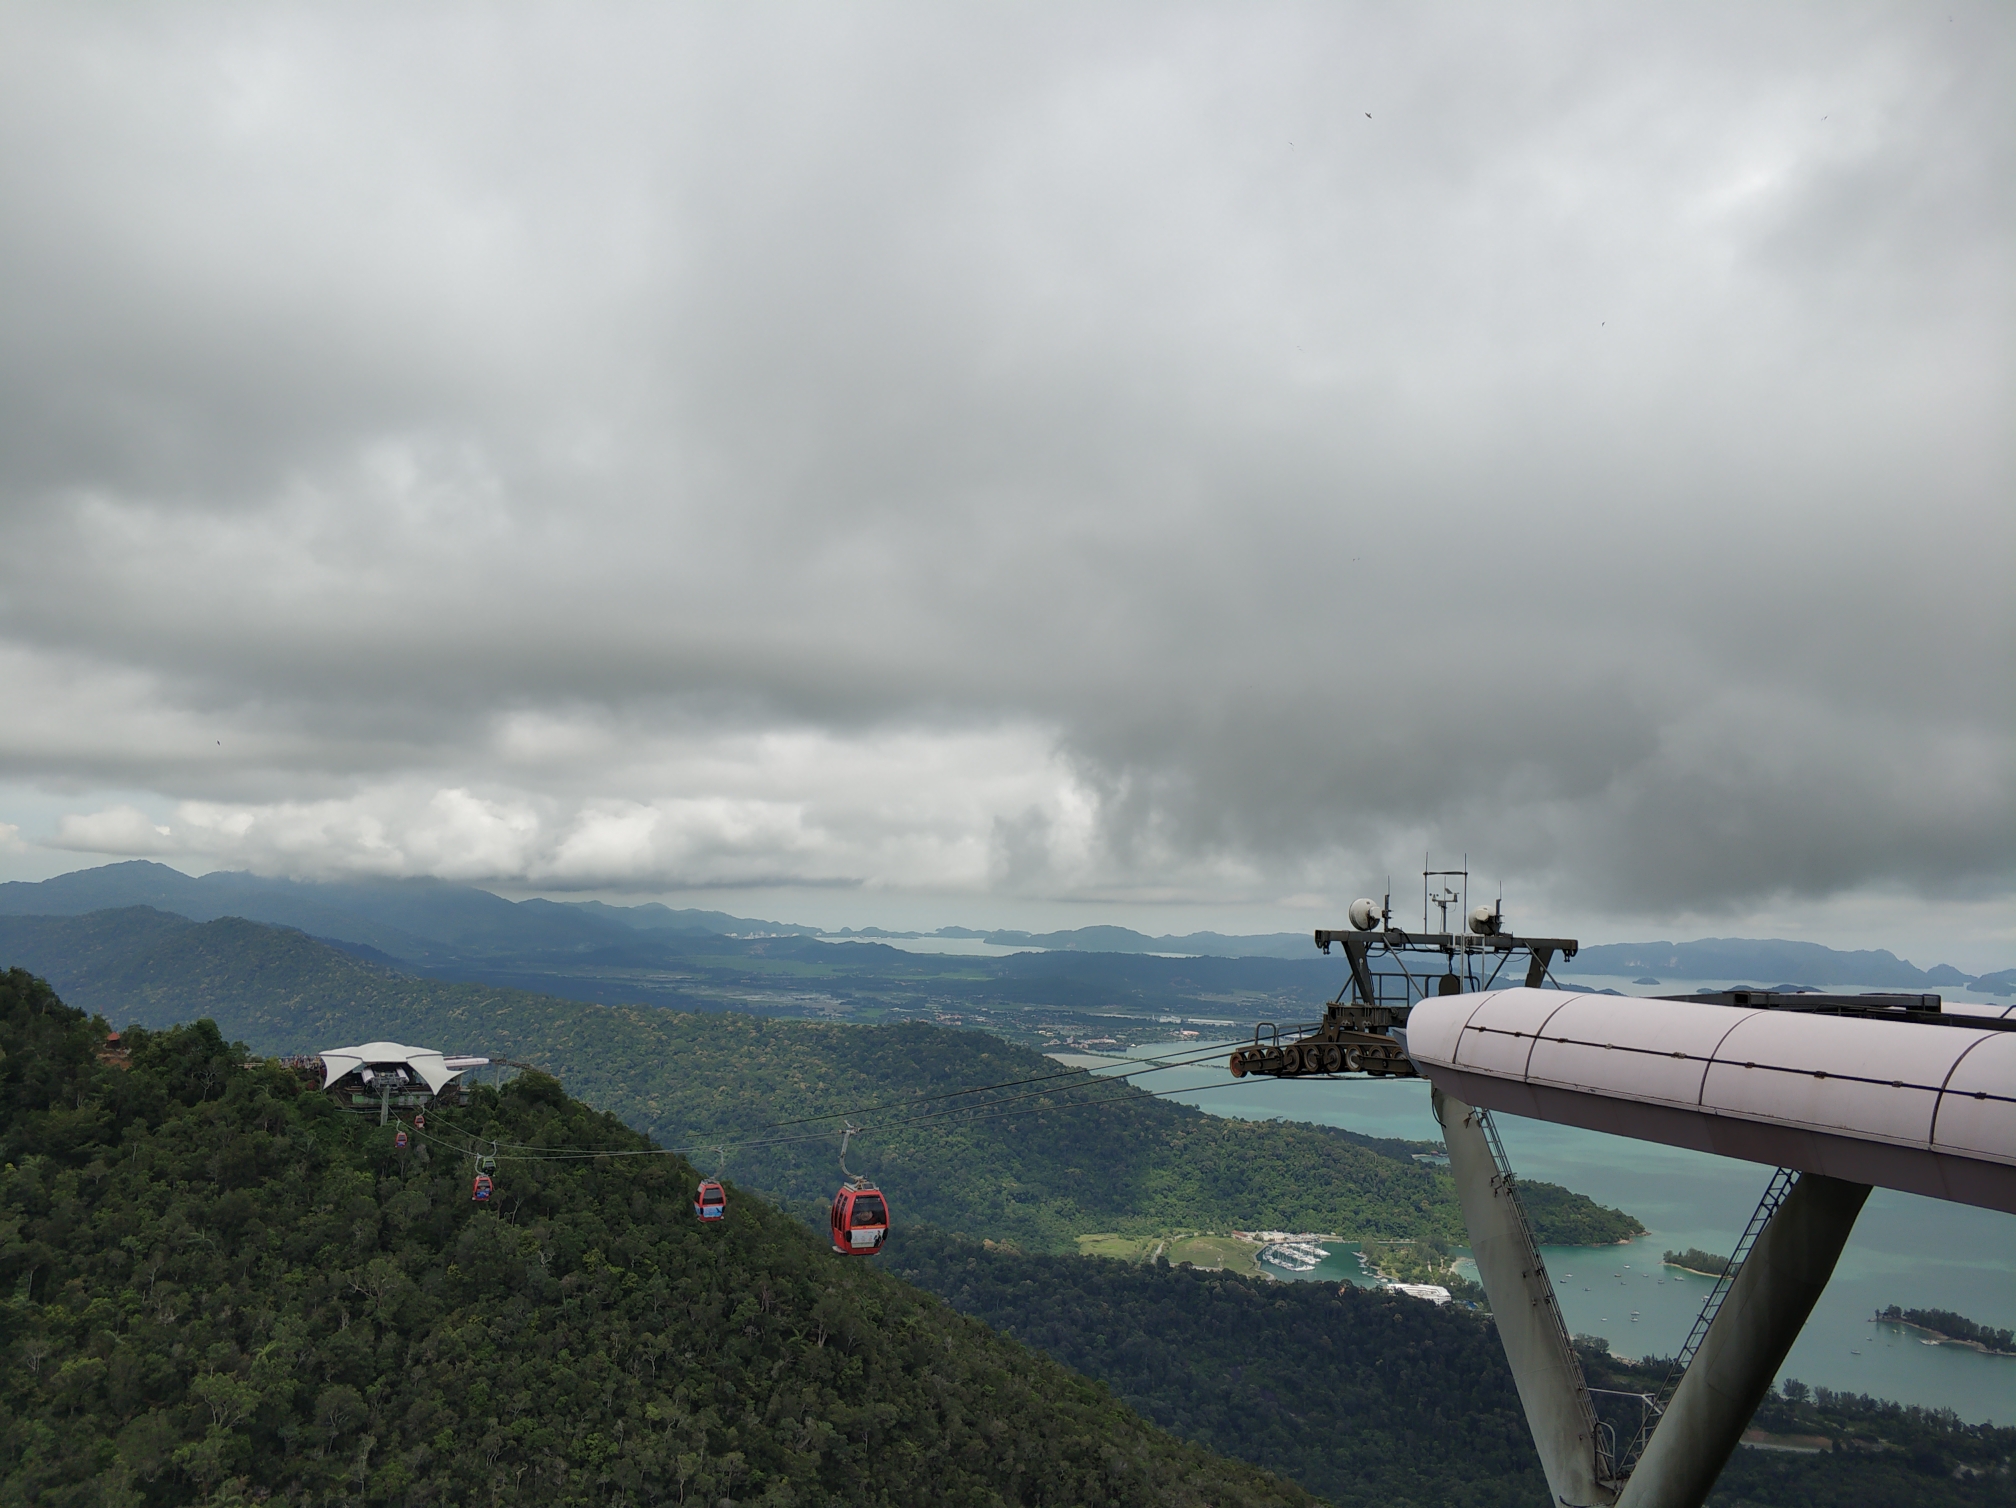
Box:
1068, 1045, 2016, 1426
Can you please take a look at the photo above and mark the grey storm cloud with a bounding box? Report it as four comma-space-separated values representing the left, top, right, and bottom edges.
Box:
0, 2, 2008, 920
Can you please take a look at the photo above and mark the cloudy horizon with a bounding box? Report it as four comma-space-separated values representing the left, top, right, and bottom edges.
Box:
1, 4, 2009, 969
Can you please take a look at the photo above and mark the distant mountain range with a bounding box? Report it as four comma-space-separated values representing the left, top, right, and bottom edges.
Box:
0, 860, 2007, 992
832, 921, 1318, 959
1569, 938, 2012, 993
0, 860, 820, 966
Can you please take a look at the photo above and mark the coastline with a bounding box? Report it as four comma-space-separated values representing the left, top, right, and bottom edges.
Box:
1874, 1315, 2016, 1359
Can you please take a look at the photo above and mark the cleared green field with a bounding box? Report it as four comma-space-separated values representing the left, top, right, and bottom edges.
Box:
1167, 1233, 1266, 1274
1077, 1229, 1266, 1276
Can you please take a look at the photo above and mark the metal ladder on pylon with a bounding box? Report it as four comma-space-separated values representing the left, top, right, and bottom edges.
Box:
1474, 1108, 1619, 1487
1617, 1166, 1801, 1477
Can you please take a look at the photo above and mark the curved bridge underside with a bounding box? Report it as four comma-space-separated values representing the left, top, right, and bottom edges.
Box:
1402, 987, 2013, 1506
1403, 988, 2016, 1215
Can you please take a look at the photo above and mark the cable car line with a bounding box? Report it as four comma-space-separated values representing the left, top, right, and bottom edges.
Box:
491, 1035, 1262, 1155
397, 1067, 1305, 1168
353, 1029, 1321, 1173
404, 1071, 1243, 1164
746, 1035, 1258, 1131
452, 1033, 1261, 1155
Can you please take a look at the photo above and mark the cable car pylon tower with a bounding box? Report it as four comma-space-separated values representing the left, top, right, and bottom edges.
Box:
1234, 862, 2014, 1508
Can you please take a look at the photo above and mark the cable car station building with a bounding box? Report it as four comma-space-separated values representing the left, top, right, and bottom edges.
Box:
318, 1041, 491, 1121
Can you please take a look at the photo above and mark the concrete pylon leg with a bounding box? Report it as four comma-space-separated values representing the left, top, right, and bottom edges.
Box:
1434, 1087, 1615, 1507
1617, 1174, 1869, 1508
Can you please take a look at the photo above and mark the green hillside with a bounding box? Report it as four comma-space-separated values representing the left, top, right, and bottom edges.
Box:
891, 1234, 2016, 1508
0, 910, 1642, 1253
0, 968, 1316, 1508
893, 1230, 1546, 1508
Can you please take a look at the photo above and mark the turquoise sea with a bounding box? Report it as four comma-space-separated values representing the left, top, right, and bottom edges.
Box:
1066, 1045, 2016, 1426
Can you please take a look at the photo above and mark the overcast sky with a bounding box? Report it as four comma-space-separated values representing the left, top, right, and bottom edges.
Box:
0, 3, 2008, 964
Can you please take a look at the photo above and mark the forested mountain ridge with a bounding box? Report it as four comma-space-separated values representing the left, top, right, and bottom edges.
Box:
0, 901, 1345, 1047
893, 1230, 1547, 1507
0, 910, 1640, 1253
890, 1232, 2016, 1508
5, 862, 2005, 990
0, 968, 1318, 1508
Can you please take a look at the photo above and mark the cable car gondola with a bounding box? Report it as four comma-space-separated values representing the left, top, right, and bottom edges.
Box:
471, 1141, 498, 1202
830, 1183, 889, 1255
394, 1128, 409, 1150
828, 1123, 889, 1255
694, 1179, 727, 1221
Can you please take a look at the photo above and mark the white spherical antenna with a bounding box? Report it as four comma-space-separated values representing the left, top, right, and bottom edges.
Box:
1348, 897, 1381, 931
1469, 903, 1501, 935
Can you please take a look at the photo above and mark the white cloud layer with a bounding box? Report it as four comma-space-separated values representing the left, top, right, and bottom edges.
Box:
46, 725, 1126, 895
0, 3, 2009, 951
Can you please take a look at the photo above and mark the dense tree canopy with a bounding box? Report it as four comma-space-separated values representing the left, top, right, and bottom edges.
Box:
0, 969, 1316, 1508
891, 1230, 1547, 1508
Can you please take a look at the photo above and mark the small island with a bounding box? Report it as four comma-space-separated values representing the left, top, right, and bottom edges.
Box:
1875, 1305, 2016, 1357
1662, 1247, 1731, 1278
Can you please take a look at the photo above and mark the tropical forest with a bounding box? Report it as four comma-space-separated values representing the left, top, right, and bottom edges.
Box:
3, 897, 2012, 1506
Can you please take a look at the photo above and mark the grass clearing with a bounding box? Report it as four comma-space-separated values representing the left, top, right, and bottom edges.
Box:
1075, 1230, 1264, 1276
1167, 1233, 1263, 1274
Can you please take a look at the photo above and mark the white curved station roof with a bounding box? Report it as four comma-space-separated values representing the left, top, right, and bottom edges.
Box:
319, 1042, 468, 1095
1405, 988, 2016, 1215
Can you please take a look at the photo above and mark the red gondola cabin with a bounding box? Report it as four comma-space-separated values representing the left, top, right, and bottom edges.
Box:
694, 1179, 727, 1221
471, 1173, 493, 1202
829, 1185, 889, 1255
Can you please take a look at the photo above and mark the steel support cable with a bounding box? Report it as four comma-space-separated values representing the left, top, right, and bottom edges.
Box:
734, 1046, 1253, 1140
459, 1034, 1257, 1153
400, 1068, 1309, 1165
465, 1072, 1234, 1162
741, 1036, 1254, 1131
393, 1040, 1250, 1161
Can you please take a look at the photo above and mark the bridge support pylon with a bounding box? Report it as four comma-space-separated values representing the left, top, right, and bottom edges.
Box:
1435, 1087, 1617, 1506
1615, 1172, 1869, 1508
1439, 1083, 1873, 1508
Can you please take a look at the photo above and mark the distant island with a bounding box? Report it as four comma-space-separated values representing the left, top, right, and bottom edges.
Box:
1663, 1247, 1731, 1277
1876, 1305, 2016, 1357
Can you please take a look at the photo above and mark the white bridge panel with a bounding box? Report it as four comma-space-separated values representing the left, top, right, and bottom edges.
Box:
1523, 995, 1746, 1110
1405, 988, 2016, 1214
1934, 1033, 2016, 1163
1701, 1011, 1964, 1148
1443, 989, 1564, 1077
